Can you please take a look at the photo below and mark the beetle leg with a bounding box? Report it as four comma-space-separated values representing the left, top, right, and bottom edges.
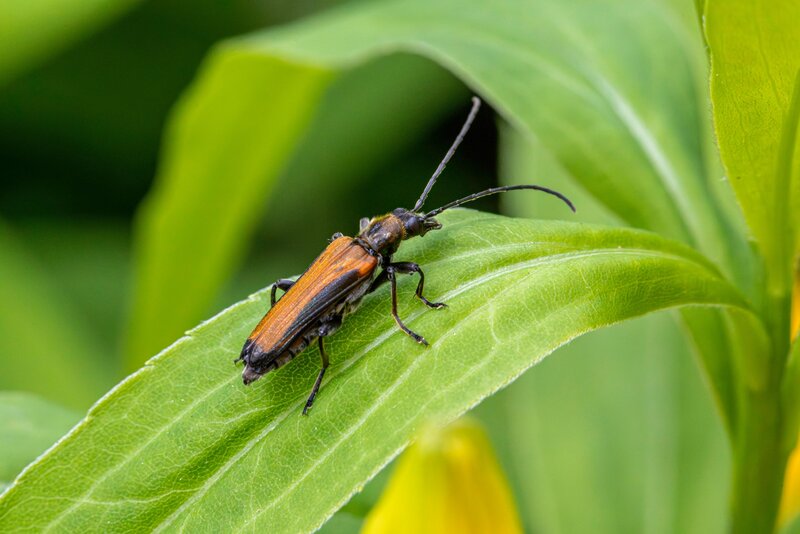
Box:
359, 217, 370, 231
303, 337, 330, 415
387, 262, 447, 309
329, 232, 344, 242
387, 268, 429, 346
270, 279, 295, 307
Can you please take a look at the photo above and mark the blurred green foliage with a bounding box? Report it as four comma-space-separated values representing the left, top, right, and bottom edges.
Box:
0, 392, 79, 485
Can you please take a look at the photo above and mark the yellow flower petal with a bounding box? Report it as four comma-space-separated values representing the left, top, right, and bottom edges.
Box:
779, 273, 800, 526
792, 273, 800, 342
362, 418, 522, 534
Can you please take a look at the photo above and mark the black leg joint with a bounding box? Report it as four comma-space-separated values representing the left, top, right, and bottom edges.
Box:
271, 278, 295, 307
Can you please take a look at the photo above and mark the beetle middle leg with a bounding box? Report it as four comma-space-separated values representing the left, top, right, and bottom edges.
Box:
271, 279, 295, 307
370, 262, 446, 309
387, 262, 446, 309
387, 267, 429, 346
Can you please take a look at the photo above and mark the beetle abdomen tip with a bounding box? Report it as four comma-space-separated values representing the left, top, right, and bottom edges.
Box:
242, 366, 262, 385
239, 338, 281, 385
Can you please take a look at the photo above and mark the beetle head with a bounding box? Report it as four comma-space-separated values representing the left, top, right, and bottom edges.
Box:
392, 208, 442, 239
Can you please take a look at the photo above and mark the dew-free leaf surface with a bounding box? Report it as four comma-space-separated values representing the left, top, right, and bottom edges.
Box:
0, 211, 752, 532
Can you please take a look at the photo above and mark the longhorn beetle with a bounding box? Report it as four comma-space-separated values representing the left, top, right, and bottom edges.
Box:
236, 97, 575, 414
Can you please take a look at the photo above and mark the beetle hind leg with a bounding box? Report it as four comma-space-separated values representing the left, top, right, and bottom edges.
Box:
303, 337, 330, 415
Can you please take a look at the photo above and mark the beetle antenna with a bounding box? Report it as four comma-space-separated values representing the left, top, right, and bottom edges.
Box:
412, 96, 482, 212
424, 185, 576, 218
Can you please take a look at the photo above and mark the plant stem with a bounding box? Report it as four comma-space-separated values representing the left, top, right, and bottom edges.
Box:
730, 385, 789, 534
730, 287, 793, 534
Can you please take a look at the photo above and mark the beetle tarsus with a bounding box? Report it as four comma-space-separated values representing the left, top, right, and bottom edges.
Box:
419, 296, 447, 309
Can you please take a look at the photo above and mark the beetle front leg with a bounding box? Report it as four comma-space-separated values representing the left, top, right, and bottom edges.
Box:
386, 261, 446, 309
271, 279, 295, 307
387, 267, 428, 346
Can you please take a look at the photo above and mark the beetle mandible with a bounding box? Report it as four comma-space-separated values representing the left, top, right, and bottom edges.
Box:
235, 97, 575, 414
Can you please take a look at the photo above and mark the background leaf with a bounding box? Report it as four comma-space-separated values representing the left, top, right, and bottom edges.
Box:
0, 0, 141, 85
705, 0, 800, 273
0, 392, 80, 486
0, 212, 751, 532
0, 221, 116, 409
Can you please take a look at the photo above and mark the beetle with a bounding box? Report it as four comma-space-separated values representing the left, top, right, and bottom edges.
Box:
236, 97, 575, 414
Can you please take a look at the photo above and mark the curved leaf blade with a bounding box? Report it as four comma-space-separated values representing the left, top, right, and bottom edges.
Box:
0, 212, 752, 532
705, 0, 800, 282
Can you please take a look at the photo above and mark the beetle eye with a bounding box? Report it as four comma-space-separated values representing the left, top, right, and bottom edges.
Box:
405, 216, 421, 236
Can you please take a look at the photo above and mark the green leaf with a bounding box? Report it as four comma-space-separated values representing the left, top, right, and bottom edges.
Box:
128, 0, 754, 371
0, 212, 754, 532
0, 0, 140, 85
317, 511, 362, 534
705, 0, 800, 290
0, 393, 80, 484
0, 221, 115, 409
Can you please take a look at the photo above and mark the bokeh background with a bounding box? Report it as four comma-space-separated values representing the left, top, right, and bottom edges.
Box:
0, 1, 730, 532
